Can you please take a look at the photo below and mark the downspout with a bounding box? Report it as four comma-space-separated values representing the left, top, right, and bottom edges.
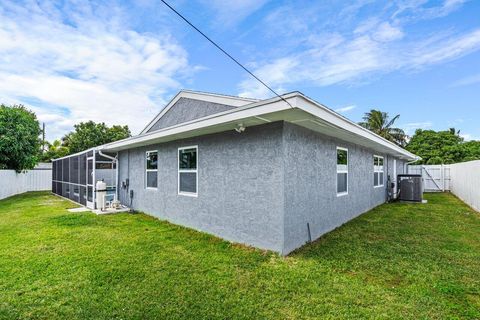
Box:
93, 150, 96, 209
98, 150, 119, 202
116, 152, 119, 201
404, 156, 421, 174
385, 155, 389, 202
98, 149, 117, 162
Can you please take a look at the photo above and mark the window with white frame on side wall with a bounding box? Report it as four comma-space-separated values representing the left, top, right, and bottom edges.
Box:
178, 146, 198, 197
374, 155, 384, 187
146, 150, 158, 189
336, 147, 348, 196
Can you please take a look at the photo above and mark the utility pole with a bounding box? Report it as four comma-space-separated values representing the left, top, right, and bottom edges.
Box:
42, 122, 46, 153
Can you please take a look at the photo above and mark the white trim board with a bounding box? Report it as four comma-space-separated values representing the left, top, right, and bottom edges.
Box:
101, 95, 297, 152
100, 92, 419, 161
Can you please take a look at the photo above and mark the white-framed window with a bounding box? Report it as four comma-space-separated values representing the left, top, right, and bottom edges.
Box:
146, 150, 158, 189
178, 146, 198, 197
336, 147, 348, 196
374, 155, 384, 187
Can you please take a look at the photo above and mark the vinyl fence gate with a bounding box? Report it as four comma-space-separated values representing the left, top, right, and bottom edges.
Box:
407, 165, 451, 192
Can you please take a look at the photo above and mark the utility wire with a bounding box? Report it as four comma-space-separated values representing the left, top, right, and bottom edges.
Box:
159, 0, 294, 109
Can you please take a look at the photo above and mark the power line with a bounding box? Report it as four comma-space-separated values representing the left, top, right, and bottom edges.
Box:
159, 0, 294, 109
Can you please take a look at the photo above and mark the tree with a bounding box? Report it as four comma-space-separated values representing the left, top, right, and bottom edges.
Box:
463, 140, 480, 161
62, 121, 131, 154
406, 129, 480, 164
359, 110, 407, 146
39, 139, 70, 162
0, 104, 41, 172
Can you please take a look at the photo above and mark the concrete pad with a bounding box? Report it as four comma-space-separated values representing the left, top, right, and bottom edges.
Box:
92, 207, 130, 215
68, 207, 91, 213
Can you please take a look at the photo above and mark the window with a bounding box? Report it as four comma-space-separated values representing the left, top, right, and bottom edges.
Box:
374, 155, 384, 187
146, 150, 158, 189
96, 162, 116, 170
178, 146, 197, 196
336, 147, 348, 195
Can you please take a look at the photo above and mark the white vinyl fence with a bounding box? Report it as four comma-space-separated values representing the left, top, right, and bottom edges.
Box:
0, 169, 52, 200
450, 160, 480, 212
408, 161, 479, 212
407, 165, 451, 192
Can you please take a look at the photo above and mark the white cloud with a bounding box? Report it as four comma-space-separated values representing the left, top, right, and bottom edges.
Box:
335, 105, 357, 113
238, 58, 298, 98
238, 2, 480, 98
372, 22, 404, 42
451, 73, 480, 87
393, 0, 468, 20
409, 30, 480, 67
0, 0, 192, 140
460, 133, 479, 141
201, 0, 270, 27
403, 121, 433, 128
401, 121, 433, 135
239, 30, 392, 98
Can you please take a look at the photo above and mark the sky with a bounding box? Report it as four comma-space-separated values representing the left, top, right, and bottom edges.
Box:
0, 0, 479, 142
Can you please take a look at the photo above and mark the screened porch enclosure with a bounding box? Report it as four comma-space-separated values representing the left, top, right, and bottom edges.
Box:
51, 149, 117, 209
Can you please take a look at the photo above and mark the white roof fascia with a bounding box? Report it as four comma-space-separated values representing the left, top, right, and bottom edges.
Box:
140, 90, 259, 134
102, 94, 297, 151
102, 92, 418, 160
295, 94, 418, 160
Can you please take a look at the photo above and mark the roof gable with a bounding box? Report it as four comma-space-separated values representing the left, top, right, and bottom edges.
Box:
141, 90, 258, 134
146, 97, 238, 133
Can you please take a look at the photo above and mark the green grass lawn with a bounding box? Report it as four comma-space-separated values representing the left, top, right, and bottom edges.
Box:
0, 192, 479, 319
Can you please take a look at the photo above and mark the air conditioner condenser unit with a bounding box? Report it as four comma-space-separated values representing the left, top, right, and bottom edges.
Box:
398, 174, 423, 202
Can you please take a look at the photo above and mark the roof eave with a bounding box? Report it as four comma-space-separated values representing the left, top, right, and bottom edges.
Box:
100, 92, 418, 161
295, 94, 418, 160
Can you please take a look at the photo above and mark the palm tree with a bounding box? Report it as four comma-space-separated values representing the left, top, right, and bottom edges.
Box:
449, 128, 460, 136
359, 110, 407, 147
39, 139, 70, 162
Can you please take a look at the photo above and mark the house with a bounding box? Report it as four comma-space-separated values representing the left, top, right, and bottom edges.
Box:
52, 90, 418, 255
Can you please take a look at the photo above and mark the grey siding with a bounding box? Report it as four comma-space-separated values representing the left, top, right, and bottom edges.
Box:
118, 122, 285, 252
396, 158, 407, 176
118, 121, 409, 255
282, 123, 396, 254
147, 98, 238, 133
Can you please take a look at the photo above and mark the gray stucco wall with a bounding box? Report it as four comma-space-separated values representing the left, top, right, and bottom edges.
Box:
118, 121, 409, 255
147, 97, 238, 133
282, 123, 405, 254
118, 122, 285, 252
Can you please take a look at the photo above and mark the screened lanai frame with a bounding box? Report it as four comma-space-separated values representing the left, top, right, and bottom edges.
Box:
51, 148, 117, 209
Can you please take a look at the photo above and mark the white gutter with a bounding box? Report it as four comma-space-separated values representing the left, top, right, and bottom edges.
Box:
100, 94, 296, 151
404, 157, 422, 173
98, 150, 117, 162
99, 91, 418, 161
295, 94, 418, 160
